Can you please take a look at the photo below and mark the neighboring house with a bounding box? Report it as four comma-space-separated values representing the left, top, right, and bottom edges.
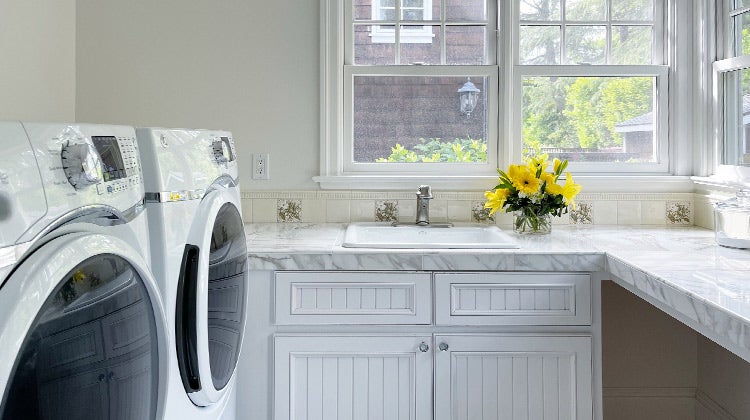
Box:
614, 111, 655, 159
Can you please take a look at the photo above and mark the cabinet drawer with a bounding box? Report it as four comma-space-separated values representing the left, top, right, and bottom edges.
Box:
435, 272, 591, 325
275, 271, 431, 325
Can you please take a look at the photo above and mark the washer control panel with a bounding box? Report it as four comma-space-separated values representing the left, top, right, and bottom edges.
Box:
23, 123, 145, 216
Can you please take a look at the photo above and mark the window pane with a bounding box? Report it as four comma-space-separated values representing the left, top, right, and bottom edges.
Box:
565, 0, 605, 21
520, 0, 561, 21
400, 25, 441, 64
353, 76, 488, 163
611, 0, 653, 21
354, 0, 373, 20
520, 25, 561, 64
722, 68, 750, 166
522, 76, 656, 163
354, 25, 397, 64
731, 0, 750, 11
446, 26, 487, 64
446, 0, 487, 21
611, 26, 652, 64
565, 25, 606, 64
732, 12, 750, 57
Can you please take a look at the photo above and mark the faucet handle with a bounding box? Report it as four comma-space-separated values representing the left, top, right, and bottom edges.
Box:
417, 185, 432, 198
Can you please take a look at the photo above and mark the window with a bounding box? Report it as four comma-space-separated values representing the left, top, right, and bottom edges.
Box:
516, 0, 669, 173
369, 0, 435, 43
714, 1, 750, 181
317, 0, 672, 189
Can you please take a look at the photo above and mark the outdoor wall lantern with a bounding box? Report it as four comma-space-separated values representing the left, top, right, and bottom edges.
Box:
458, 77, 480, 119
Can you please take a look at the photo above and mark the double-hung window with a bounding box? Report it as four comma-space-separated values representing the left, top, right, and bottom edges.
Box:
514, 0, 669, 174
318, 0, 670, 189
714, 1, 750, 182
318, 0, 499, 188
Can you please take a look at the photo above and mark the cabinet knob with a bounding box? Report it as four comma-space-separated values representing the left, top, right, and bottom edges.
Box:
98, 373, 106, 382
418, 342, 429, 352
439, 342, 449, 351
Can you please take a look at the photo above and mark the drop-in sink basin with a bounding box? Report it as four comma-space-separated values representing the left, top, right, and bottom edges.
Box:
342, 223, 518, 249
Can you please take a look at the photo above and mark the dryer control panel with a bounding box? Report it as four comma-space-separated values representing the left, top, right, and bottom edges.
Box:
22, 123, 145, 228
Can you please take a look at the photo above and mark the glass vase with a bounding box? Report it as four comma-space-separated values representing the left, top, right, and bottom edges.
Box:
513, 211, 552, 235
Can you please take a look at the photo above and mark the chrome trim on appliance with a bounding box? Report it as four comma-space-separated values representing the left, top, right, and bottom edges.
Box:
25, 200, 145, 245
145, 189, 206, 203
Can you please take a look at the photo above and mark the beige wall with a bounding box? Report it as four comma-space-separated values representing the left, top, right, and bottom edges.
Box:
602, 281, 698, 420
696, 336, 750, 419
75, 0, 321, 190
0, 0, 76, 121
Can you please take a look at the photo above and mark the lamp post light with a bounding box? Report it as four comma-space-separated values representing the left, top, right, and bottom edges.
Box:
457, 77, 480, 120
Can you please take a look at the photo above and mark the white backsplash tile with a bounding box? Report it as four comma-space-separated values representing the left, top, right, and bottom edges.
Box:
617, 201, 642, 224
350, 200, 375, 222
242, 191, 701, 227
325, 199, 351, 223
641, 200, 666, 225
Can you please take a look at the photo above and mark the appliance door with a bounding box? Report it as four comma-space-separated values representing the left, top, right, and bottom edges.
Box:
0, 232, 168, 420
176, 188, 247, 407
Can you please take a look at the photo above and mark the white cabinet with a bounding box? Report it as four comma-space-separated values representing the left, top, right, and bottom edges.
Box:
269, 271, 596, 420
434, 335, 592, 420
274, 335, 433, 420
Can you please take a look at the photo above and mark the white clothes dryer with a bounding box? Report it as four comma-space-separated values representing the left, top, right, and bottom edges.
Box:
0, 122, 170, 420
136, 128, 247, 420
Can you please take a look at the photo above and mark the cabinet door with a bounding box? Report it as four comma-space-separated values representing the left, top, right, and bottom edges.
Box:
38, 369, 109, 420
274, 335, 433, 420
107, 349, 154, 420
434, 335, 592, 420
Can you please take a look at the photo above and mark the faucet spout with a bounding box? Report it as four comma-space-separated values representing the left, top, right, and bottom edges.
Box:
416, 185, 432, 225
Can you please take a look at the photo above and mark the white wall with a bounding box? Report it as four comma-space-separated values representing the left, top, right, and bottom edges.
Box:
75, 0, 321, 190
0, 0, 76, 121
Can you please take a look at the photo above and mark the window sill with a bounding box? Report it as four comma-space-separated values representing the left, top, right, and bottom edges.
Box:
313, 174, 695, 192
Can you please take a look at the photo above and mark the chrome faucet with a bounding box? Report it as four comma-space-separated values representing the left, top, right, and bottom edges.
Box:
415, 185, 432, 225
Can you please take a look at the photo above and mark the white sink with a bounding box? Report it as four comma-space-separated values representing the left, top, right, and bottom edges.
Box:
342, 223, 518, 249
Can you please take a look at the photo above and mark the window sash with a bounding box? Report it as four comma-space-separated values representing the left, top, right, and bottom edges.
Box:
342, 65, 500, 174
511, 64, 670, 174
713, 55, 750, 181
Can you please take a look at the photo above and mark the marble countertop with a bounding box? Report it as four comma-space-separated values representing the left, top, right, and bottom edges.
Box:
245, 223, 750, 362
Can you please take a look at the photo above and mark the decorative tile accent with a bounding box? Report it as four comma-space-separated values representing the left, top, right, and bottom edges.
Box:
472, 201, 495, 223
277, 199, 302, 223
569, 202, 593, 224
666, 201, 692, 225
375, 200, 399, 223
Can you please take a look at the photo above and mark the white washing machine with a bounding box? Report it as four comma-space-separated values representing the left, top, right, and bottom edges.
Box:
0, 122, 170, 420
136, 128, 247, 420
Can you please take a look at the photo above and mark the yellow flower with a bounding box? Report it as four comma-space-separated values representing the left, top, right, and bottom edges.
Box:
510, 166, 540, 195
72, 270, 86, 284
553, 158, 562, 173
545, 180, 563, 196
539, 172, 556, 186
562, 172, 582, 209
484, 189, 510, 215
525, 154, 549, 174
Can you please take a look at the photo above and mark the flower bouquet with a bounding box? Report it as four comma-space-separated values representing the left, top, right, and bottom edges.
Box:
484, 155, 582, 234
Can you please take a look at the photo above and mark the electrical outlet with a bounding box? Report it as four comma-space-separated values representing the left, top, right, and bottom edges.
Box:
252, 153, 270, 180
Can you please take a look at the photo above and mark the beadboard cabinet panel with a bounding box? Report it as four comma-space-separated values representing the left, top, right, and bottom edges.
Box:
435, 273, 591, 326
434, 335, 593, 420
274, 335, 433, 420
275, 272, 432, 325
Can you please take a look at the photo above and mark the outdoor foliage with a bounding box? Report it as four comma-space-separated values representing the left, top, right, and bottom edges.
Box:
376, 137, 487, 163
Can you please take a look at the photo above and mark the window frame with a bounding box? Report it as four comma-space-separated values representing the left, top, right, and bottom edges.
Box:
369, 0, 435, 44
710, 2, 750, 185
317, 0, 692, 191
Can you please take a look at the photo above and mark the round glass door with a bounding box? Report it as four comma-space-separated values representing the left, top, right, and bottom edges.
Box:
0, 254, 159, 420
175, 199, 247, 406
206, 202, 246, 391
